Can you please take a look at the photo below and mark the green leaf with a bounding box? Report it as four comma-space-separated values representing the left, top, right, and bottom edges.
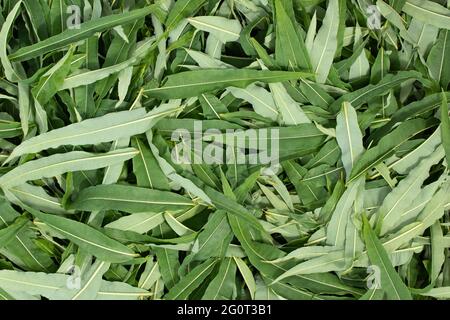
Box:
9, 5, 158, 62
0, 1, 23, 82
310, 0, 339, 83
419, 287, 450, 299
0, 122, 23, 138
153, 247, 180, 290
202, 258, 236, 299
269, 82, 311, 125
165, 258, 216, 299
402, 0, 450, 30
0, 215, 28, 249
377, 146, 444, 235
105, 212, 165, 234
187, 16, 241, 43
131, 137, 170, 190
165, 0, 207, 30
234, 256, 256, 299
362, 214, 412, 300
348, 119, 431, 183
6, 103, 179, 162
31, 47, 74, 106
0, 270, 76, 299
274, 0, 311, 71
69, 184, 194, 213
0, 148, 138, 188
71, 260, 111, 300
336, 102, 364, 179
144, 69, 311, 100
427, 30, 450, 88
440, 92, 450, 167
330, 71, 423, 113
28, 208, 138, 263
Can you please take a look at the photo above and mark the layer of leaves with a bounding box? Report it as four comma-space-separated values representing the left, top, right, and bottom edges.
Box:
0, 0, 449, 300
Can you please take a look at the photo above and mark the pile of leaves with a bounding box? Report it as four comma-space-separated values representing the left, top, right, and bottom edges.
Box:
0, 0, 449, 300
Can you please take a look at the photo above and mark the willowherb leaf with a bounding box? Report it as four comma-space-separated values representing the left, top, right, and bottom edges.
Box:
0, 0, 448, 302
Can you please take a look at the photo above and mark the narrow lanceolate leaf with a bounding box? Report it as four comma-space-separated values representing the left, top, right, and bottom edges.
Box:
202, 258, 236, 300
430, 222, 445, 283
269, 82, 311, 125
377, 0, 415, 44
370, 92, 450, 143
68, 184, 194, 213
0, 216, 28, 249
9, 5, 158, 62
185, 175, 267, 234
440, 93, 450, 167
234, 257, 256, 299
96, 281, 152, 300
165, 258, 216, 300
326, 178, 364, 247
0, 270, 149, 300
71, 260, 111, 300
274, 0, 311, 70
378, 146, 445, 235
28, 208, 137, 263
198, 93, 228, 120
153, 247, 180, 290
330, 71, 423, 112
138, 258, 161, 290
50, 0, 67, 35
165, 0, 207, 30
187, 16, 241, 43
0, 270, 76, 300
427, 30, 450, 88
382, 183, 450, 252
348, 25, 370, 81
105, 212, 165, 234
144, 69, 311, 100
419, 287, 450, 299
190, 210, 233, 261
6, 103, 179, 162
31, 47, 74, 106
0, 148, 138, 188
62, 37, 156, 90
402, 0, 450, 30
227, 85, 279, 120
348, 119, 430, 183
0, 0, 449, 302
10, 183, 71, 215
391, 127, 441, 174
0, 1, 23, 82
272, 251, 346, 282
336, 102, 364, 179
0, 122, 23, 138
362, 215, 412, 300
310, 0, 339, 83
131, 138, 169, 190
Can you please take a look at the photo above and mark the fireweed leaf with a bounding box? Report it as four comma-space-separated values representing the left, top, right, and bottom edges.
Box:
9, 5, 159, 62
310, 0, 339, 83
336, 102, 364, 179
187, 16, 241, 43
0, 148, 138, 189
68, 184, 194, 213
274, 0, 311, 71
0, 0, 448, 301
28, 207, 138, 263
144, 69, 312, 100
402, 0, 450, 30
362, 215, 413, 300
6, 103, 179, 162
